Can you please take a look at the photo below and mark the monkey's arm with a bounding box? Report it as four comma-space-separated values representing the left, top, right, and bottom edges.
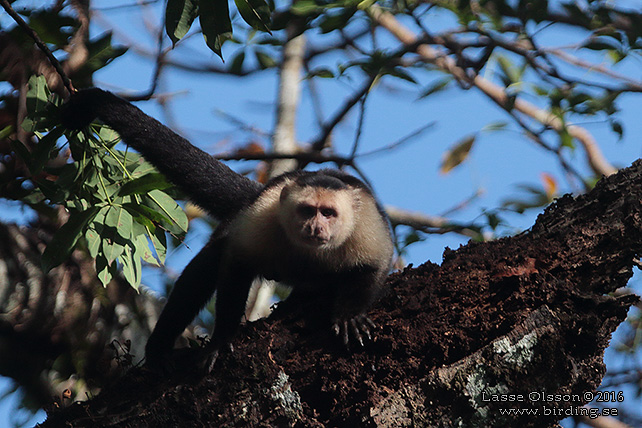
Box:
145, 239, 224, 367
330, 266, 388, 346
60, 88, 262, 220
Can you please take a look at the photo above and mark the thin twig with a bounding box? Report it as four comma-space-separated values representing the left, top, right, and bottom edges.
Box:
215, 151, 352, 168
385, 205, 482, 238
359, 121, 435, 158
303, 62, 326, 129
349, 94, 368, 160
311, 73, 377, 151
1, 0, 75, 94
125, 3, 167, 101
547, 48, 642, 91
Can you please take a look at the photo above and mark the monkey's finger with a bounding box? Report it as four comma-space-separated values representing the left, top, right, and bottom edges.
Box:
356, 318, 372, 342
360, 316, 375, 341
363, 316, 376, 330
205, 350, 219, 374
350, 318, 365, 347
342, 321, 350, 346
332, 322, 341, 337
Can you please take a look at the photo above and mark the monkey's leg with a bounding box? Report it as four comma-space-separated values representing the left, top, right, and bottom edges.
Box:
145, 240, 223, 368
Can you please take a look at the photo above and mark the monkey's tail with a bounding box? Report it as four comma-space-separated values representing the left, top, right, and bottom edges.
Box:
61, 89, 263, 221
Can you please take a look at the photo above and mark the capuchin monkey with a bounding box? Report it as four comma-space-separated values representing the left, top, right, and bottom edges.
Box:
61, 88, 394, 372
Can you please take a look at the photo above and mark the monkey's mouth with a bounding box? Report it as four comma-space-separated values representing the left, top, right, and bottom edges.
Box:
301, 234, 329, 246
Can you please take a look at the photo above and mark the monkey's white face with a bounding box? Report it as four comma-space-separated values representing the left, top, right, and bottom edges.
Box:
279, 186, 356, 250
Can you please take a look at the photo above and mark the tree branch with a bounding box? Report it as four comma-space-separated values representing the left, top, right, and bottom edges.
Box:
369, 5, 617, 177
39, 156, 642, 427
269, 30, 306, 177
0, 0, 75, 94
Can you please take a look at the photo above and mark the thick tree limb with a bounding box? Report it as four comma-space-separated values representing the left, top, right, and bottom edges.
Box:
38, 154, 642, 426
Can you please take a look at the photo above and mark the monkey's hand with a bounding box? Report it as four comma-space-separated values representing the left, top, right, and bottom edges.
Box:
59, 88, 114, 130
332, 314, 376, 348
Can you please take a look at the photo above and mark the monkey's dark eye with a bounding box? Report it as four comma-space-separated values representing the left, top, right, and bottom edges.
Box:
297, 205, 316, 218
321, 208, 337, 218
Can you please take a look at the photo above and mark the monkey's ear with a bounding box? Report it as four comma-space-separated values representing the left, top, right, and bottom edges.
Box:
59, 88, 109, 130
279, 182, 293, 203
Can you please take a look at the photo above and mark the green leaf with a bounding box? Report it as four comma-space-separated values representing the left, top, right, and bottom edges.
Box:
23, 75, 53, 132
80, 32, 128, 77
496, 55, 523, 85
26, 75, 50, 116
356, 0, 375, 9
166, 0, 200, 45
120, 246, 141, 288
9, 139, 32, 165
123, 202, 172, 226
234, 0, 272, 32
403, 230, 424, 247
133, 233, 160, 266
96, 255, 113, 287
558, 128, 573, 149
127, 157, 156, 177
85, 227, 101, 258
485, 212, 501, 230
607, 49, 626, 64
440, 135, 476, 174
105, 206, 134, 240
386, 67, 417, 84
417, 78, 451, 99
318, 8, 355, 33
290, 0, 320, 15
145, 189, 189, 234
584, 38, 620, 51
229, 50, 246, 74
199, 0, 233, 58
96, 178, 120, 200
103, 238, 125, 264
255, 50, 277, 69
0, 125, 14, 140
611, 120, 624, 141
306, 67, 335, 79
42, 206, 101, 272
27, 10, 77, 46
117, 173, 172, 196
30, 127, 65, 174
482, 121, 509, 132
151, 227, 167, 264
502, 181, 553, 214
97, 125, 121, 147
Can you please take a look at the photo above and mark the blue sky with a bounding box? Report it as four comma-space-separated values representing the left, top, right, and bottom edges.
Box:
2, 0, 642, 425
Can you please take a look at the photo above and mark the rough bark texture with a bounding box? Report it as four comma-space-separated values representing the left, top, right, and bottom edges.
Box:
38, 160, 642, 427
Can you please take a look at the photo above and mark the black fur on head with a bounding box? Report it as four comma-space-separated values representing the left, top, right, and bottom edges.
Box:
294, 172, 348, 190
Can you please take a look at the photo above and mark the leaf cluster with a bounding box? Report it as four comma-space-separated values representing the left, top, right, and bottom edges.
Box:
14, 76, 188, 289
166, 0, 274, 58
